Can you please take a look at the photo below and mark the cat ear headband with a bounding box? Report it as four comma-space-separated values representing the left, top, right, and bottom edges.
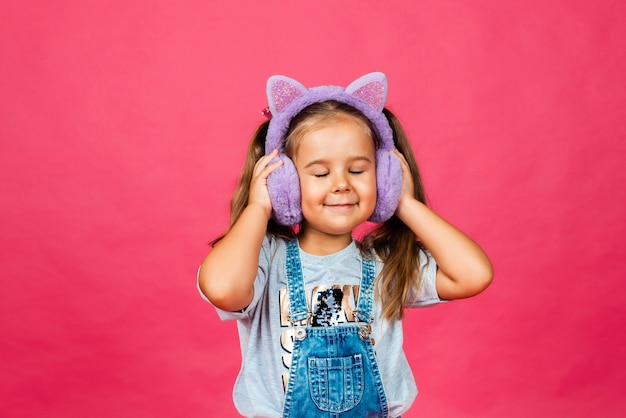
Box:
264, 72, 402, 226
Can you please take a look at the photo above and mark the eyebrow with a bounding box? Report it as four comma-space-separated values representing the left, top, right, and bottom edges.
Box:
303, 155, 373, 169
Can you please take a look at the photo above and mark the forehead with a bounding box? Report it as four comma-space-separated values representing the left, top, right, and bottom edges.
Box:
294, 120, 376, 163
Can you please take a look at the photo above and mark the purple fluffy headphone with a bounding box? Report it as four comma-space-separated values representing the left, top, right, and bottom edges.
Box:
264, 72, 403, 226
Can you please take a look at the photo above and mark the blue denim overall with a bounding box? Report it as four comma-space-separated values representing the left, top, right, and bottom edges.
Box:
282, 240, 388, 417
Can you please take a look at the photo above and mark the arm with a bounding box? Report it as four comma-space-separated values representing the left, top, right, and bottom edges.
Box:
393, 150, 494, 300
197, 150, 283, 312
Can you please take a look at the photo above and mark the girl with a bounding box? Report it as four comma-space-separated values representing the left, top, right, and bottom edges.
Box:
198, 72, 493, 417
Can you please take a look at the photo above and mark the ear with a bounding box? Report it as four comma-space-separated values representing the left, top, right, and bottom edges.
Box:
266, 75, 308, 116
345, 72, 388, 112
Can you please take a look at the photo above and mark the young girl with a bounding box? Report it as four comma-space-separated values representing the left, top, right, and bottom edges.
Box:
198, 72, 493, 417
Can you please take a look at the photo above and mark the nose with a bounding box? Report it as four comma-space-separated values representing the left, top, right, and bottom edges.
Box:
332, 172, 350, 193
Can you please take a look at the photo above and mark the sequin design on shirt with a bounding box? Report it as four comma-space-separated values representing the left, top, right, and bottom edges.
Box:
311, 288, 344, 327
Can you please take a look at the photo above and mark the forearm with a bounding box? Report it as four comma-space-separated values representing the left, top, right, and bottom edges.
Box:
198, 203, 269, 311
395, 197, 493, 299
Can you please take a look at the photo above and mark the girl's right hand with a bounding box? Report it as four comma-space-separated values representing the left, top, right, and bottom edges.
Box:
248, 149, 284, 219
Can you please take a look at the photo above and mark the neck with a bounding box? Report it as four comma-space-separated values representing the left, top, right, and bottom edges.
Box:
297, 229, 353, 256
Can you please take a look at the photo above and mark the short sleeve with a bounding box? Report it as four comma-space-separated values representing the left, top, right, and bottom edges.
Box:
196, 235, 274, 321
406, 249, 443, 307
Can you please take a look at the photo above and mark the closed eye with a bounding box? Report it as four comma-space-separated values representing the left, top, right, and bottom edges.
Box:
349, 170, 364, 175
314, 173, 329, 178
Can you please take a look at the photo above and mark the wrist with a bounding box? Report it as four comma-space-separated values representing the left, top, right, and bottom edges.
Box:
394, 194, 423, 222
245, 202, 273, 222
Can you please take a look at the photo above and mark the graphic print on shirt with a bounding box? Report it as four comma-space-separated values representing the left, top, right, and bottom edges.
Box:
278, 284, 374, 391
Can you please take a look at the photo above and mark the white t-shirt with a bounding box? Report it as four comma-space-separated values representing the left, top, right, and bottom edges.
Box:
198, 235, 442, 417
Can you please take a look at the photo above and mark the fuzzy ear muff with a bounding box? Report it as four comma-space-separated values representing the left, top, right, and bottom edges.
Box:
369, 149, 403, 223
266, 153, 302, 226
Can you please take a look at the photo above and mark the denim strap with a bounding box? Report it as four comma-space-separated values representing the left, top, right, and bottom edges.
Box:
354, 253, 376, 325
285, 239, 310, 324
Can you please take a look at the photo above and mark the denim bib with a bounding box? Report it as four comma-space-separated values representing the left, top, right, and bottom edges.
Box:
282, 239, 388, 417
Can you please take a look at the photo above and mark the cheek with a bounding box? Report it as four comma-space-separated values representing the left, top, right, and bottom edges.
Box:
363, 173, 378, 192
355, 175, 378, 204
299, 178, 323, 203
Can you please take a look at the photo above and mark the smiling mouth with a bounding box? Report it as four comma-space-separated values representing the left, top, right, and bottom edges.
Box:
325, 203, 357, 209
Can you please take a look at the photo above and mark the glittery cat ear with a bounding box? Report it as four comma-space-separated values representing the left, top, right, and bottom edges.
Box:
345, 72, 388, 112
266, 75, 308, 116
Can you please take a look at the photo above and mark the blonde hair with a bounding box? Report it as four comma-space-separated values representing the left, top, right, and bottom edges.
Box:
360, 108, 428, 320
214, 102, 428, 320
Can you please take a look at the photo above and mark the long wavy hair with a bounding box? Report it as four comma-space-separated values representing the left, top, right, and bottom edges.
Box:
213, 101, 428, 320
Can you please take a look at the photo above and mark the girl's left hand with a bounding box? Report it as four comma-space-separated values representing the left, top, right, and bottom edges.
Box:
392, 149, 415, 212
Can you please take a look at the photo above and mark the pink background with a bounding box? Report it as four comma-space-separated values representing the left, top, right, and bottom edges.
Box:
1, 1, 625, 417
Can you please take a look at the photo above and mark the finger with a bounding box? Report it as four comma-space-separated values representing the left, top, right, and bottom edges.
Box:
254, 151, 284, 178
391, 149, 411, 174
261, 159, 284, 177
391, 148, 407, 164
253, 149, 280, 174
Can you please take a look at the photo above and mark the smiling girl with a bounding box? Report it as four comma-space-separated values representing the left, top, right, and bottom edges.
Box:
198, 73, 493, 417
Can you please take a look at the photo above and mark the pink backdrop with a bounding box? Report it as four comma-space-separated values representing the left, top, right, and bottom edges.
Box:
1, 1, 625, 417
